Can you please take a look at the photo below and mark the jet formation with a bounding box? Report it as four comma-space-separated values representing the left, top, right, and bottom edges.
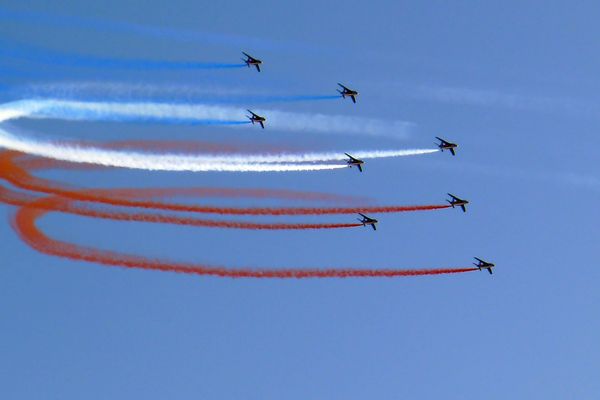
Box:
240, 53, 493, 274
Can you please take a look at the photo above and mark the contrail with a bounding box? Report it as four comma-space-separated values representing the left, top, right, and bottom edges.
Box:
0, 99, 413, 138
13, 197, 477, 279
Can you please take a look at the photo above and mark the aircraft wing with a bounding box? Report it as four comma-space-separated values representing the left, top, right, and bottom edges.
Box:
460, 204, 466, 212
357, 164, 363, 172
255, 64, 261, 72
350, 95, 356, 103
242, 51, 251, 58
259, 121, 264, 129
345, 153, 359, 163
371, 224, 376, 231
450, 148, 456, 156
488, 268, 493, 275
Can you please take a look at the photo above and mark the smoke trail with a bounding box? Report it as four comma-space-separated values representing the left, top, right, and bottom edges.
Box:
0, 129, 347, 172
0, 151, 367, 231
0, 151, 447, 217
9, 155, 365, 204
20, 83, 343, 105
0, 39, 246, 71
0, 129, 436, 173
0, 152, 470, 279
0, 99, 413, 138
0, 181, 362, 231
12, 196, 476, 279
1, 99, 249, 125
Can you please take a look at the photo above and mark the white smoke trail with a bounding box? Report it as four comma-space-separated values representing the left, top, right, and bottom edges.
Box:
0, 128, 347, 172
139, 148, 439, 164
0, 99, 435, 172
0, 98, 413, 137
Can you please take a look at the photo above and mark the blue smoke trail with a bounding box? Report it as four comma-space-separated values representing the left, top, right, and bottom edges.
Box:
13, 82, 341, 105
0, 40, 245, 71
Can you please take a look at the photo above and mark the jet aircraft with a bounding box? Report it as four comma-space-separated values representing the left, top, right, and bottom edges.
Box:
436, 137, 458, 156
474, 257, 495, 275
357, 213, 378, 230
242, 52, 262, 72
246, 110, 266, 128
337, 83, 359, 103
447, 193, 469, 212
345, 153, 364, 172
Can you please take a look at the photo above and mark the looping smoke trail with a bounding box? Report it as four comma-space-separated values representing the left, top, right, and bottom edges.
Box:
0, 151, 473, 278
12, 196, 476, 279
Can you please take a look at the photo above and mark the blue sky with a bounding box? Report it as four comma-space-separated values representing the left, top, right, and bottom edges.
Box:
1, 1, 600, 398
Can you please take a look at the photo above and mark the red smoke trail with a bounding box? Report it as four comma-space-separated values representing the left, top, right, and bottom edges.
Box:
13, 196, 477, 279
0, 182, 363, 230
5, 152, 365, 204
0, 152, 364, 231
0, 149, 473, 279
0, 152, 447, 216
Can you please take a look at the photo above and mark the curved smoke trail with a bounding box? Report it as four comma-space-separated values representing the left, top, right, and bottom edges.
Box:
0, 183, 362, 231
0, 152, 474, 279
12, 196, 476, 279
0, 151, 448, 217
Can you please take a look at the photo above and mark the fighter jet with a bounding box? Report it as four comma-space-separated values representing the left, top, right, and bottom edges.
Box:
242, 52, 262, 72
473, 257, 495, 275
345, 153, 364, 172
357, 213, 378, 230
246, 110, 266, 129
447, 193, 469, 212
337, 83, 359, 103
436, 137, 458, 156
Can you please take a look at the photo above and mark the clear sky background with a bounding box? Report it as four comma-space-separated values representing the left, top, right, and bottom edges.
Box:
1, 1, 599, 399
